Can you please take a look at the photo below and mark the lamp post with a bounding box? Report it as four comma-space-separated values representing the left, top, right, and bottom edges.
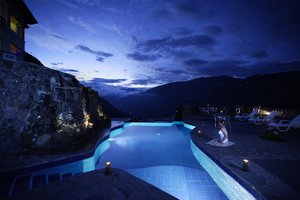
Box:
197, 129, 201, 137
242, 159, 249, 171
105, 161, 112, 175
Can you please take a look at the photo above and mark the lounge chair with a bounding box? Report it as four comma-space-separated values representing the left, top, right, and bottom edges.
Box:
248, 110, 277, 125
235, 110, 258, 121
268, 114, 300, 132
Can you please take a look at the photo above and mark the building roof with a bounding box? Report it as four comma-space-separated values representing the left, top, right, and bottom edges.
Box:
13, 0, 38, 25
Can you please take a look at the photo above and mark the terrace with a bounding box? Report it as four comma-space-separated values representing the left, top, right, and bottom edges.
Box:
1, 111, 300, 200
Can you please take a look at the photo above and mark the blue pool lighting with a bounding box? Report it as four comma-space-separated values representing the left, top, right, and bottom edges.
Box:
11, 122, 258, 200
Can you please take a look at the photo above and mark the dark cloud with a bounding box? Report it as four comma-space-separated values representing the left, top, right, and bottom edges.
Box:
250, 50, 269, 60
75, 44, 113, 62
164, 69, 188, 75
130, 79, 159, 85
176, 0, 200, 15
266, 0, 300, 39
184, 59, 208, 66
131, 35, 138, 43
174, 27, 194, 36
136, 34, 215, 53
227, 24, 241, 33
127, 52, 161, 62
203, 26, 223, 36
51, 34, 66, 40
164, 48, 193, 59
185, 59, 300, 77
136, 37, 170, 52
90, 78, 127, 84
51, 62, 64, 66
175, 0, 215, 19
185, 60, 249, 77
152, 9, 170, 20
169, 35, 215, 48
61, 69, 79, 73
96, 57, 104, 62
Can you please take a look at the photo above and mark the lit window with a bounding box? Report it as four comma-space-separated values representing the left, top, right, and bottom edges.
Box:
10, 16, 19, 33
10, 43, 18, 54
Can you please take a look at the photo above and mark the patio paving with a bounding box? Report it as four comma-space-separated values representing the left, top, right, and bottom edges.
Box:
186, 116, 300, 200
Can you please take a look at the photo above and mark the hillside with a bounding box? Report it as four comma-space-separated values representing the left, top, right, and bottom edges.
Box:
112, 71, 300, 118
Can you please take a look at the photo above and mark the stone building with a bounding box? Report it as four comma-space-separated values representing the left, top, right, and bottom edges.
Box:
0, 0, 37, 60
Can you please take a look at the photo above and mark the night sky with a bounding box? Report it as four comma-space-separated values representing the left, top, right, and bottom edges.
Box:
24, 0, 300, 96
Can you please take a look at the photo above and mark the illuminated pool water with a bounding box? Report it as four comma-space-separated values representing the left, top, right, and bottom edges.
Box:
96, 122, 256, 200
14, 122, 256, 200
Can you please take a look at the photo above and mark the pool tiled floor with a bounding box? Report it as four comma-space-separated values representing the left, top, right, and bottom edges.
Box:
127, 165, 228, 200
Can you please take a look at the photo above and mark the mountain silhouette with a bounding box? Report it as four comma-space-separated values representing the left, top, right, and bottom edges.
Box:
110, 71, 300, 119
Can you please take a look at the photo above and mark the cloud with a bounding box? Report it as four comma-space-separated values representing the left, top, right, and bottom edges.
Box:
130, 79, 160, 85
174, 27, 194, 36
26, 25, 73, 52
126, 52, 161, 62
175, 0, 215, 19
203, 26, 223, 36
185, 59, 249, 77
68, 16, 98, 34
128, 35, 214, 62
227, 24, 241, 33
185, 59, 300, 78
152, 8, 170, 20
184, 59, 208, 66
160, 68, 190, 76
169, 35, 215, 48
135, 34, 215, 54
55, 0, 81, 9
75, 44, 113, 62
130, 67, 192, 86
89, 78, 127, 84
51, 34, 67, 40
51, 62, 64, 66
136, 37, 170, 52
56, 0, 100, 8
61, 69, 79, 73
175, 0, 201, 15
250, 50, 269, 60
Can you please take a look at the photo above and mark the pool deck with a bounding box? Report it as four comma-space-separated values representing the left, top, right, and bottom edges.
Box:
2, 117, 300, 199
186, 116, 300, 200
9, 169, 177, 200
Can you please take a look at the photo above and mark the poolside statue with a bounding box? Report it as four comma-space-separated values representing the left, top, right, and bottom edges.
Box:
217, 119, 228, 144
206, 118, 235, 147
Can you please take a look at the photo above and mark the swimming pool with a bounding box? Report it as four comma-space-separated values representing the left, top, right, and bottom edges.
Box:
96, 122, 256, 200
8, 122, 257, 200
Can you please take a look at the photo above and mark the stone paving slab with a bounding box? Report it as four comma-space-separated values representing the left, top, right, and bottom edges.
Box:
187, 118, 300, 200
8, 169, 177, 200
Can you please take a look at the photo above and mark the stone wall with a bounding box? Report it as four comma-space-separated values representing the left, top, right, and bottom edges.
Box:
0, 61, 109, 154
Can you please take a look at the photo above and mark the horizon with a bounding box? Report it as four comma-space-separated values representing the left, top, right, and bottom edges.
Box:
24, 0, 300, 96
